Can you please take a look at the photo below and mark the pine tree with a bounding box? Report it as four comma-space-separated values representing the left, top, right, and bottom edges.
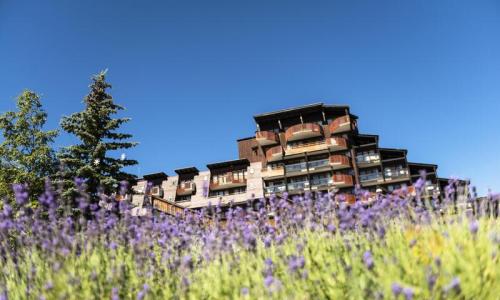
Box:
58, 70, 138, 200
0, 90, 58, 203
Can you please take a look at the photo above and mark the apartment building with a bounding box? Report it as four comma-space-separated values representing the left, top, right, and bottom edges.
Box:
132, 103, 451, 213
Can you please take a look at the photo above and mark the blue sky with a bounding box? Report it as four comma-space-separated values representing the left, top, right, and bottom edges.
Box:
1, 1, 499, 194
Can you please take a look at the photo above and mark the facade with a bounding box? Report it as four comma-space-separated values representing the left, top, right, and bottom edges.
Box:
132, 103, 449, 212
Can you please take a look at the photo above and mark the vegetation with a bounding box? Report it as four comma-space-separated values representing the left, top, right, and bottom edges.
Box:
0, 180, 498, 299
58, 70, 138, 200
0, 90, 58, 205
0, 71, 137, 210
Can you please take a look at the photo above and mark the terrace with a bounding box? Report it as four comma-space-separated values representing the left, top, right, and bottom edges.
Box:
255, 130, 279, 146
284, 123, 323, 142
329, 115, 353, 134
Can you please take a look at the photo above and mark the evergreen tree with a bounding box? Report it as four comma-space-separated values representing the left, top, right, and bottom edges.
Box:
0, 90, 58, 203
58, 70, 138, 200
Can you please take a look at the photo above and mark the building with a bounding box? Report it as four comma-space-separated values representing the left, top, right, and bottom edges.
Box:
132, 103, 450, 213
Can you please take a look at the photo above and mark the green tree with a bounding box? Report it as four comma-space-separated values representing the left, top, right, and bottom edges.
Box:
58, 70, 138, 200
0, 90, 58, 203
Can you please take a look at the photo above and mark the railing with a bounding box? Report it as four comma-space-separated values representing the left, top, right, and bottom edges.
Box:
255, 131, 279, 145
308, 159, 330, 169
335, 193, 356, 204
332, 174, 354, 186
284, 123, 322, 142
360, 173, 383, 182
310, 177, 331, 187
287, 181, 309, 191
384, 168, 409, 180
329, 155, 350, 168
326, 137, 348, 149
176, 182, 195, 195
265, 185, 286, 194
356, 154, 381, 165
265, 145, 284, 161
285, 162, 308, 173
329, 115, 352, 133
261, 166, 285, 178
209, 175, 247, 189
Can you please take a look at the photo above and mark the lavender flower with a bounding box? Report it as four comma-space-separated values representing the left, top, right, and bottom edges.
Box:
403, 287, 414, 300
469, 220, 479, 235
363, 251, 374, 270
443, 277, 461, 294
391, 283, 403, 296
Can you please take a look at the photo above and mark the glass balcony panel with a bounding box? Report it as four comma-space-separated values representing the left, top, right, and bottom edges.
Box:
285, 162, 308, 173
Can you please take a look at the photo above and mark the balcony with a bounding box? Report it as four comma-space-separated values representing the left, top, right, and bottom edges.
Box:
209, 176, 247, 191
332, 174, 354, 187
326, 137, 348, 151
176, 182, 196, 196
310, 177, 332, 190
284, 123, 323, 142
360, 173, 384, 187
261, 166, 285, 178
384, 168, 410, 183
264, 185, 286, 194
307, 158, 330, 172
285, 139, 328, 156
255, 131, 279, 146
329, 155, 351, 170
285, 161, 308, 174
335, 193, 356, 204
265, 145, 284, 162
329, 115, 353, 134
287, 181, 309, 192
356, 154, 381, 168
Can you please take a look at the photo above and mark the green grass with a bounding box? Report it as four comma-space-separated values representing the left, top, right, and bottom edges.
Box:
3, 215, 499, 299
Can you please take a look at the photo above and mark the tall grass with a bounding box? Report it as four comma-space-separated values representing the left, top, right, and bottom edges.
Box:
1, 180, 499, 299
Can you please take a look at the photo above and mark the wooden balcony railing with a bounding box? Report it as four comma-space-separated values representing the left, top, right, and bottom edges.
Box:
332, 174, 354, 187
153, 197, 185, 216
329, 115, 352, 134
284, 123, 322, 142
326, 136, 348, 150
335, 193, 356, 204
255, 131, 279, 146
261, 166, 285, 178
209, 177, 247, 190
265, 145, 284, 162
176, 182, 196, 196
329, 155, 350, 169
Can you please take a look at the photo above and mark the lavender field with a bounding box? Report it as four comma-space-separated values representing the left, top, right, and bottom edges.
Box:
1, 178, 499, 300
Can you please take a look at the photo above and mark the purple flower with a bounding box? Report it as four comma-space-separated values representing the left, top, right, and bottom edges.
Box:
327, 223, 336, 233
363, 251, 374, 270
427, 273, 437, 290
391, 283, 403, 296
264, 275, 281, 292
263, 236, 272, 248
111, 287, 120, 300
241, 287, 249, 295
182, 255, 193, 270
288, 255, 305, 273
403, 287, 414, 300
12, 183, 29, 206
469, 220, 479, 235
443, 277, 461, 294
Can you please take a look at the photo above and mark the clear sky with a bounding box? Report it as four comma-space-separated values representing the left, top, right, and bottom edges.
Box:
1, 1, 499, 194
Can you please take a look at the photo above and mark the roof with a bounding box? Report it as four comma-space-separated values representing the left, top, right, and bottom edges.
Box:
253, 102, 354, 122
175, 167, 199, 175
142, 172, 168, 180
236, 136, 255, 142
207, 158, 250, 170
379, 148, 408, 154
408, 162, 438, 168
